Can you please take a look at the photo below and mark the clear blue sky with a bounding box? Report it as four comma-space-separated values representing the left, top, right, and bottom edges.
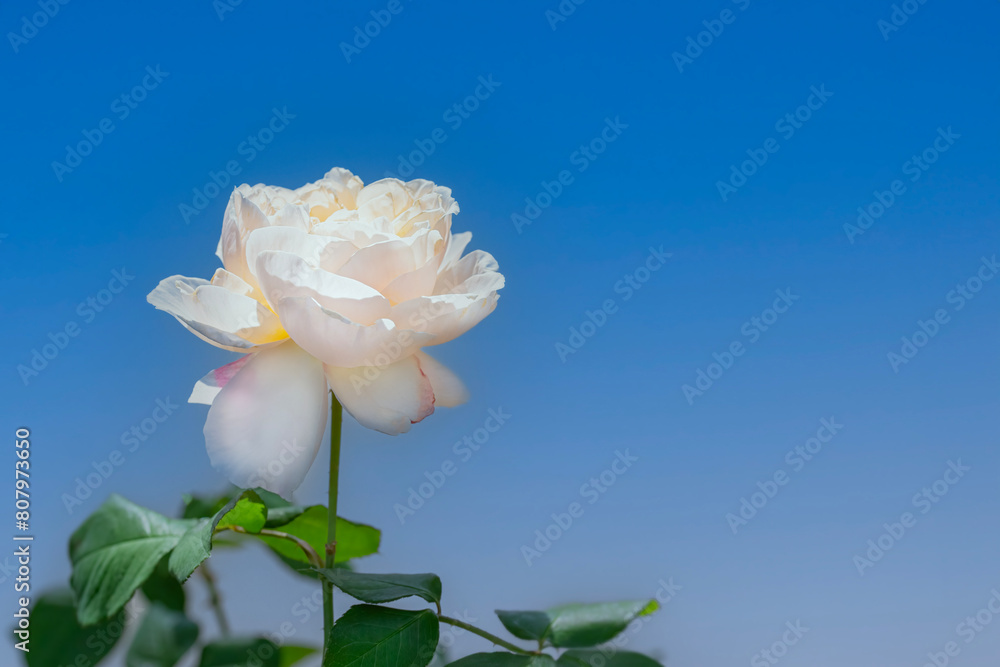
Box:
3, 1, 999, 665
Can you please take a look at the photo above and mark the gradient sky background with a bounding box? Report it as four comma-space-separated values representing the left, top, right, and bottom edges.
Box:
3, 1, 1000, 665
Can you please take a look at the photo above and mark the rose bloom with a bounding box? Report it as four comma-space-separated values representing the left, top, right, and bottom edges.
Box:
148, 169, 503, 497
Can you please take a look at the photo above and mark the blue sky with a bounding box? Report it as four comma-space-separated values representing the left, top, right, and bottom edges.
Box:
2, 0, 999, 665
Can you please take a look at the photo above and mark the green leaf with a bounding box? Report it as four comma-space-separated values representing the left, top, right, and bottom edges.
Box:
70, 495, 200, 625
125, 602, 199, 667
215, 490, 267, 533
557, 651, 664, 667
496, 600, 659, 648
141, 558, 186, 611
447, 654, 556, 667
324, 604, 439, 667
25, 588, 125, 667
198, 639, 316, 667
492, 611, 552, 642
278, 645, 319, 667
169, 490, 268, 582
181, 492, 233, 519
315, 569, 442, 605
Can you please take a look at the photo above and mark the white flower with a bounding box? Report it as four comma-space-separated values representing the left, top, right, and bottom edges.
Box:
148, 168, 503, 498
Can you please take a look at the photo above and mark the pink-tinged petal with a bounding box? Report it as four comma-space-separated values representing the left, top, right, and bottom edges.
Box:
414, 351, 469, 408
203, 342, 329, 499
188, 355, 253, 405
275, 296, 435, 367
325, 356, 434, 435
255, 250, 391, 326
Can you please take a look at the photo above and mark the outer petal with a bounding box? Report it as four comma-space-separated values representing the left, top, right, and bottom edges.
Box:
390, 292, 499, 346
276, 296, 435, 367
415, 351, 469, 408
147, 275, 286, 352
203, 342, 329, 499
188, 355, 253, 405
325, 356, 434, 435
439, 231, 472, 272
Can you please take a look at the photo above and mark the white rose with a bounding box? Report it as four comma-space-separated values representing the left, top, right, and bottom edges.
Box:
148, 168, 503, 497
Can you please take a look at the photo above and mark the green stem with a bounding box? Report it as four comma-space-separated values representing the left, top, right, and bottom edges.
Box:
323, 394, 344, 653
438, 615, 535, 656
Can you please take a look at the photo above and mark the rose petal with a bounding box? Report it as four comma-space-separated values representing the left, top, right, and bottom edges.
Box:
325, 355, 434, 435
439, 231, 472, 272
390, 292, 499, 346
245, 226, 356, 277
415, 351, 469, 408
203, 342, 329, 499
147, 275, 286, 351
256, 250, 391, 325
276, 296, 435, 367
188, 355, 253, 405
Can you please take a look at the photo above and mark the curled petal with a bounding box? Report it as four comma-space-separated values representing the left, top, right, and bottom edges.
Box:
203, 342, 329, 499
147, 275, 286, 352
439, 231, 472, 272
325, 355, 434, 435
